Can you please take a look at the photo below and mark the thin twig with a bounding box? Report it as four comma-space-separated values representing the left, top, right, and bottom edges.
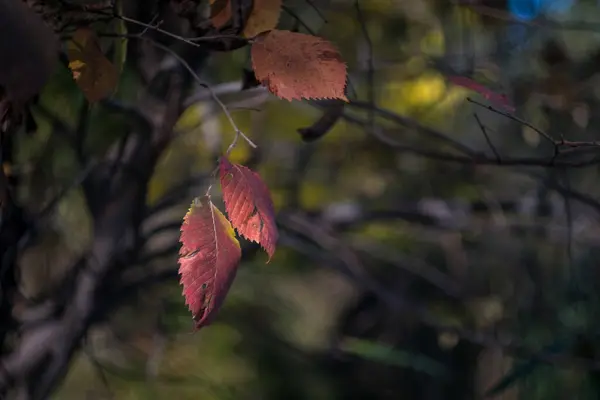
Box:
467, 97, 556, 145
139, 14, 161, 36
473, 112, 501, 163
97, 11, 202, 47
304, 0, 328, 23
337, 109, 600, 168
187, 34, 250, 43
345, 100, 479, 156
107, 34, 257, 150
146, 40, 256, 148
282, 5, 317, 35
355, 0, 375, 131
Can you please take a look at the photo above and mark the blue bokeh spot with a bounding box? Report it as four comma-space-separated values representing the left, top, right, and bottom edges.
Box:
509, 0, 576, 20
509, 0, 542, 21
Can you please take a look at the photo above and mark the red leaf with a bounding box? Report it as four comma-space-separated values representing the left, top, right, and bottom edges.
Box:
250, 29, 348, 101
209, 0, 232, 29
448, 76, 515, 112
179, 196, 241, 329
219, 157, 278, 260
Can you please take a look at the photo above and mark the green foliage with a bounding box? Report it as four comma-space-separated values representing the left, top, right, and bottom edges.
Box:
341, 338, 449, 378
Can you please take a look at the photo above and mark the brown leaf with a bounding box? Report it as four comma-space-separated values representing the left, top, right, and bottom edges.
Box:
209, 0, 232, 29
179, 196, 242, 329
67, 28, 118, 103
243, 0, 282, 38
219, 157, 278, 260
251, 29, 348, 101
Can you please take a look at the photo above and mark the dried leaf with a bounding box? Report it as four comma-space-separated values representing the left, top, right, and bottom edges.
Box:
219, 157, 278, 260
67, 28, 118, 103
209, 0, 232, 29
448, 76, 515, 112
251, 29, 348, 101
243, 0, 282, 38
179, 196, 242, 329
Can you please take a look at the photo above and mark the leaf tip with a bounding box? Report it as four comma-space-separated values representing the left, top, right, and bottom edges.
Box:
265, 252, 275, 264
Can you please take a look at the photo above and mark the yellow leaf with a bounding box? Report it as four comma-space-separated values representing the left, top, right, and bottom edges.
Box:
243, 0, 282, 38
68, 60, 86, 70
67, 28, 118, 103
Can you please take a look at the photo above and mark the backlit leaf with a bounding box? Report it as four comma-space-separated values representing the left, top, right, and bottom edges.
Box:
219, 157, 278, 260
251, 29, 348, 101
243, 0, 282, 38
67, 28, 118, 103
179, 196, 242, 329
209, 0, 232, 29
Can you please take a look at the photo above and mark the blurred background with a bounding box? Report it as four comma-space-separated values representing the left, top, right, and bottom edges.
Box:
5, 0, 600, 399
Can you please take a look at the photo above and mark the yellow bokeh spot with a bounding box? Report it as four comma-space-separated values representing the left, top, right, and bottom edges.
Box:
227, 142, 250, 164
175, 103, 204, 133
409, 74, 445, 105
382, 72, 447, 112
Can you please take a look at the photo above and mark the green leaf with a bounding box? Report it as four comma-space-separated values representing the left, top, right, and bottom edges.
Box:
340, 337, 448, 378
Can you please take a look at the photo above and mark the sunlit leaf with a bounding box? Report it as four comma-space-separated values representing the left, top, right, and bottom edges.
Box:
219, 157, 278, 260
179, 196, 242, 329
67, 28, 118, 102
243, 0, 282, 38
251, 29, 348, 101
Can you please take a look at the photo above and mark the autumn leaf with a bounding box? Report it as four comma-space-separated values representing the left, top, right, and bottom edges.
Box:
67, 28, 118, 103
219, 157, 278, 260
209, 0, 232, 29
447, 76, 515, 112
179, 196, 242, 329
243, 0, 282, 38
251, 29, 348, 101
